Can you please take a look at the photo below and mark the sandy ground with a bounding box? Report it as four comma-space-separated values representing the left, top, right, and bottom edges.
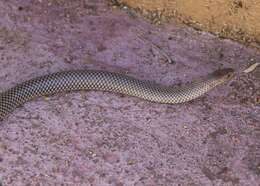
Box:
0, 0, 259, 185
116, 0, 260, 49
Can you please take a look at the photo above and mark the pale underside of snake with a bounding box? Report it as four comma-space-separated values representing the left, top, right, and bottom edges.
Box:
0, 68, 234, 121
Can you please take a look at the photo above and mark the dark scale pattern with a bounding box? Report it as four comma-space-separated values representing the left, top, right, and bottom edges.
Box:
0, 69, 234, 120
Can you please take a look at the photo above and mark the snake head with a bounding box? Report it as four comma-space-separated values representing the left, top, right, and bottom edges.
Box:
210, 68, 235, 81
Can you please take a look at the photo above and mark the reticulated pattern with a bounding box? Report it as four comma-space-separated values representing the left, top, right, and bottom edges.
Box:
0, 69, 234, 120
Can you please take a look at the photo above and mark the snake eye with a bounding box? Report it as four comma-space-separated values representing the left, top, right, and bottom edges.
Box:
226, 72, 234, 79
226, 74, 231, 78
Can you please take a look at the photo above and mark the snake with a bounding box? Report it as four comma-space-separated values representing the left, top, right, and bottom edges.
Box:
0, 68, 234, 121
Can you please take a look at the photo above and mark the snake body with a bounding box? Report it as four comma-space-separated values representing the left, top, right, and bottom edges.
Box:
0, 68, 234, 121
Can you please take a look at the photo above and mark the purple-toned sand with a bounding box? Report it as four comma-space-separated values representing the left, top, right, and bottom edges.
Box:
0, 0, 259, 185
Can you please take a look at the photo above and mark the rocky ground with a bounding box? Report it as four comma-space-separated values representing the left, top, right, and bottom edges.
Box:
0, 0, 259, 185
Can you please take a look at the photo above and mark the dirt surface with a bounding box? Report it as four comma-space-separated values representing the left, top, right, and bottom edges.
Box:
0, 0, 259, 185
114, 0, 260, 49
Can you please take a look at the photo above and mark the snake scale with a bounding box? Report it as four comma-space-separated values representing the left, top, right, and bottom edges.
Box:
0, 68, 234, 121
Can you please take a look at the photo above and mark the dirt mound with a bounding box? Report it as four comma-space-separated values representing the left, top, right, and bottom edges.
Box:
112, 0, 260, 49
